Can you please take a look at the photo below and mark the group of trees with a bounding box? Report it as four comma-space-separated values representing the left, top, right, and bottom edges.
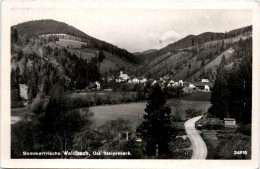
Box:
11, 83, 92, 158
208, 37, 252, 124
11, 67, 22, 107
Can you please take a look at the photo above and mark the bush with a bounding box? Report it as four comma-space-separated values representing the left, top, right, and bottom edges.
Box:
203, 124, 223, 130
238, 123, 251, 136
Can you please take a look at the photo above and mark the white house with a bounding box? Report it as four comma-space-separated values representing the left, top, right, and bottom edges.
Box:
128, 79, 133, 84
132, 77, 140, 84
167, 80, 175, 87
224, 118, 236, 128
119, 71, 130, 81
205, 85, 210, 91
140, 78, 147, 84
194, 82, 214, 91
189, 83, 195, 88
89, 81, 101, 90
95, 82, 101, 90
116, 78, 122, 83
179, 80, 184, 86
201, 79, 209, 82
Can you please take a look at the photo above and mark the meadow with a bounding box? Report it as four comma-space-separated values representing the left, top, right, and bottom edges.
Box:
11, 91, 211, 128
84, 100, 211, 130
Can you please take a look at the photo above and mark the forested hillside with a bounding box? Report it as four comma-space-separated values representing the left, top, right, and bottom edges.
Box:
12, 19, 141, 64
131, 25, 252, 81
209, 37, 252, 124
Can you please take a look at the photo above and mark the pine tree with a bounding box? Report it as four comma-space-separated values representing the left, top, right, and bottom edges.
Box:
137, 84, 172, 157
11, 27, 18, 43
11, 67, 21, 107
98, 50, 105, 62
201, 58, 205, 68
28, 63, 38, 104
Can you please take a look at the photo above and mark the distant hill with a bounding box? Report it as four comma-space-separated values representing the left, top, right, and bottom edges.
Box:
130, 25, 252, 81
165, 25, 252, 50
12, 19, 141, 64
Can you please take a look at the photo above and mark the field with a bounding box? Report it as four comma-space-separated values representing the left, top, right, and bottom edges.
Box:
56, 39, 87, 48
84, 100, 211, 129
11, 92, 211, 128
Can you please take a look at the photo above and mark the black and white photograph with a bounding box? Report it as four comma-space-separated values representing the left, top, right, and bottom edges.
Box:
1, 0, 260, 168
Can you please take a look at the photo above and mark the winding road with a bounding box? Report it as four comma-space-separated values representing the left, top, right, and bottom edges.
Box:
184, 116, 207, 159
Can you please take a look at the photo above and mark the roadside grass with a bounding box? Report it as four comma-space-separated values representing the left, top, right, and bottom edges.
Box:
166, 99, 211, 121
201, 127, 251, 159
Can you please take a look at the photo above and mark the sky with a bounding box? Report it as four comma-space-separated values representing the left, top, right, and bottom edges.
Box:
11, 9, 252, 53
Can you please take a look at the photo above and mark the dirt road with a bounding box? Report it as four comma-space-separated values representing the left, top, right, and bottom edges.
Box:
184, 116, 207, 159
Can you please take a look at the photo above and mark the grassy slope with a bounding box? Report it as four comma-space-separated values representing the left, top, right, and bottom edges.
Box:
191, 47, 235, 79
133, 31, 252, 80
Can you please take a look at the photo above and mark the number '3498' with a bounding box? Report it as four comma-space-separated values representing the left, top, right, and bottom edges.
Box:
234, 151, 247, 155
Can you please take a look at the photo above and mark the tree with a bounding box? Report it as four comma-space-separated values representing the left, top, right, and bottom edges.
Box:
11, 27, 18, 43
137, 87, 145, 101
220, 54, 227, 68
201, 57, 205, 68
11, 67, 21, 107
137, 84, 173, 157
209, 69, 229, 119
98, 50, 105, 62
27, 63, 39, 104
172, 99, 182, 122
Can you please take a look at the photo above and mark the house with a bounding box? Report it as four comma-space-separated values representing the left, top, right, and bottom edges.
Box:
119, 71, 130, 81
132, 77, 140, 84
89, 81, 101, 91
189, 83, 196, 88
224, 118, 236, 128
194, 82, 214, 91
201, 79, 209, 82
205, 85, 210, 91
140, 78, 147, 84
179, 80, 184, 86
167, 80, 175, 87
116, 78, 122, 83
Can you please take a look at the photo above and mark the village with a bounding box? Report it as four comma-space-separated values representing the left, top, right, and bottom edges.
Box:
87, 70, 214, 93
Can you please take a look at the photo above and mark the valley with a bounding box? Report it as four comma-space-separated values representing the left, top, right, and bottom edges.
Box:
10, 19, 252, 159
